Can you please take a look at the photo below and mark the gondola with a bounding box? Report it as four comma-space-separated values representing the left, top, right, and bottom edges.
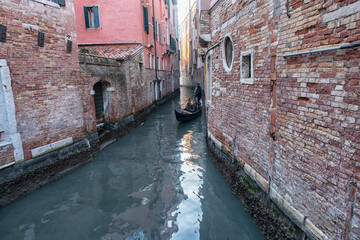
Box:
175, 108, 201, 122
175, 101, 201, 122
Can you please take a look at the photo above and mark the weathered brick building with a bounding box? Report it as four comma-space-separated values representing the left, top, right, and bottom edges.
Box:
0, 0, 179, 203
0, 0, 86, 166
199, 0, 360, 239
74, 0, 180, 125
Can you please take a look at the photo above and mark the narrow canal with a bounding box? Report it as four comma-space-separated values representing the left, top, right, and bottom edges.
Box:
0, 88, 265, 240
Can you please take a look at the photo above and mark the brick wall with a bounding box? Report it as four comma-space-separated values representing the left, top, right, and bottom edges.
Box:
205, 0, 359, 239
0, 0, 88, 161
79, 51, 179, 126
275, 0, 360, 239
0, 144, 15, 166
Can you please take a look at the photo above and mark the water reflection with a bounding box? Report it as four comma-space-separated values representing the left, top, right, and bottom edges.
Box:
171, 130, 203, 239
0, 87, 265, 240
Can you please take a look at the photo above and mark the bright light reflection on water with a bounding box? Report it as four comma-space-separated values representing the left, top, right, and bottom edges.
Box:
171, 130, 203, 240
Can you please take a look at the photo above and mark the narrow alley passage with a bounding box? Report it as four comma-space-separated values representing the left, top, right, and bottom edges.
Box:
0, 88, 265, 240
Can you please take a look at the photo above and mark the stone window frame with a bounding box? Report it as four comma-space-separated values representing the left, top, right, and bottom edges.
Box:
240, 49, 254, 85
222, 34, 234, 73
31, 0, 61, 8
0, 60, 24, 163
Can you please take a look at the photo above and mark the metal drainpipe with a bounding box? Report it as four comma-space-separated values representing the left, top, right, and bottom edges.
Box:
283, 42, 360, 57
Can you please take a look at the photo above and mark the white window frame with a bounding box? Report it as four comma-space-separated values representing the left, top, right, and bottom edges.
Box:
240, 49, 254, 84
222, 34, 234, 73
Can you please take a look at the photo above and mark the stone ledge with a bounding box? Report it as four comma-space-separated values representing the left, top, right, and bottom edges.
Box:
244, 163, 269, 192
31, 137, 73, 158
322, 1, 360, 23
0, 141, 12, 148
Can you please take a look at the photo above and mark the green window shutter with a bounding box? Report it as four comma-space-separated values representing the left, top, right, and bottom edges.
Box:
84, 7, 90, 28
52, 0, 65, 6
93, 6, 100, 28
155, 21, 158, 41
57, 0, 65, 6
152, 17, 155, 39
143, 6, 149, 34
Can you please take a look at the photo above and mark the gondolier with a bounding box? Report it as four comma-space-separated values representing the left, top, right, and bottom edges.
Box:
194, 83, 202, 105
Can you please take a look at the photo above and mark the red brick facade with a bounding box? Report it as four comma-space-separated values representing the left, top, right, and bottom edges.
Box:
0, 144, 15, 166
204, 0, 359, 239
0, 0, 87, 161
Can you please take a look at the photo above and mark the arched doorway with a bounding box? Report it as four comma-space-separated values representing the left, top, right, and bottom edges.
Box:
93, 81, 112, 124
93, 82, 104, 122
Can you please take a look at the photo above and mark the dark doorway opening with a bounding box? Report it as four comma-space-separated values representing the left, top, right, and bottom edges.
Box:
93, 82, 104, 123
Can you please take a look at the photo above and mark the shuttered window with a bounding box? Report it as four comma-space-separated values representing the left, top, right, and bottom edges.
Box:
143, 6, 149, 34
51, 0, 65, 6
84, 6, 100, 29
155, 21, 158, 41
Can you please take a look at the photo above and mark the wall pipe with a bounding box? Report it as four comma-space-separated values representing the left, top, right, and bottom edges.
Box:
283, 42, 360, 58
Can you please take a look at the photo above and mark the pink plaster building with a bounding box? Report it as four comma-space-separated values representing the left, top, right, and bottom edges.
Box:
74, 0, 179, 73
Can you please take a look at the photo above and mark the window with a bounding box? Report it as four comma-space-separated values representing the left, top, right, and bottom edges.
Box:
162, 57, 164, 70
242, 55, 251, 78
149, 53, 152, 68
84, 6, 100, 29
222, 35, 233, 72
155, 21, 158, 41
240, 50, 254, 84
157, 56, 160, 70
158, 23, 161, 44
51, 0, 65, 6
152, 55, 155, 69
38, 31, 44, 47
143, 6, 149, 34
166, 25, 169, 44
0, 24, 7, 43
152, 17, 155, 39
173, 9, 175, 27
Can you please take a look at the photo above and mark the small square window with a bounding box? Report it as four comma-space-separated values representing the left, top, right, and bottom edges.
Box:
66, 40, 72, 53
240, 50, 254, 84
38, 31, 44, 47
0, 24, 7, 43
242, 55, 251, 78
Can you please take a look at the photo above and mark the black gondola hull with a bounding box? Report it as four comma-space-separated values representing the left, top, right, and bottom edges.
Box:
175, 108, 201, 122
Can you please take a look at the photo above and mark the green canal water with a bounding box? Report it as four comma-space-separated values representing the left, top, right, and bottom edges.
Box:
0, 88, 265, 240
